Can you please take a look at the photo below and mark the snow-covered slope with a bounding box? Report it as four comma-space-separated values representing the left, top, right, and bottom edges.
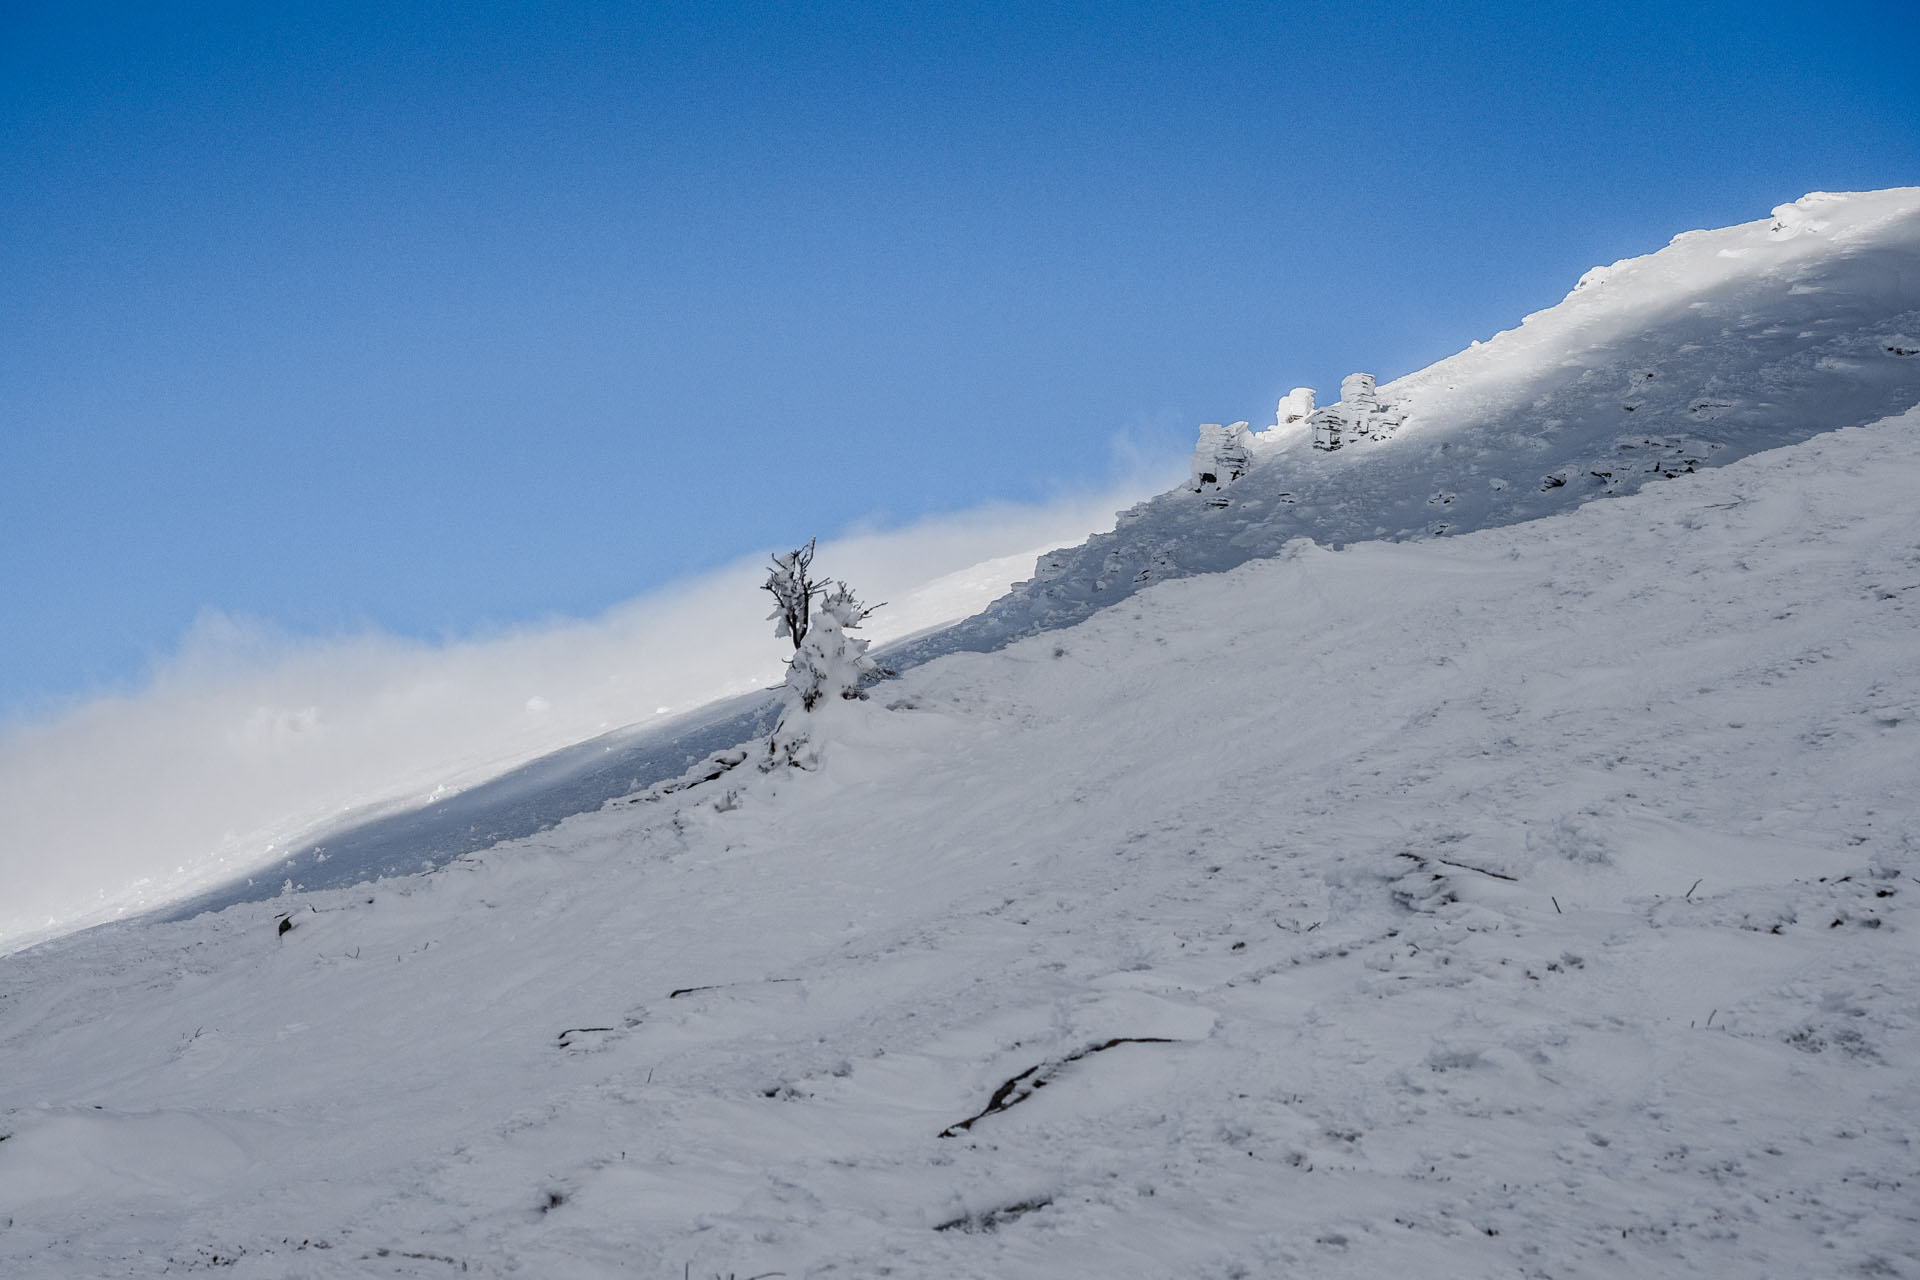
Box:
5, 190, 1920, 1276
98, 188, 1920, 928
909, 188, 1920, 655
3, 398, 1917, 1277
0, 512, 1137, 953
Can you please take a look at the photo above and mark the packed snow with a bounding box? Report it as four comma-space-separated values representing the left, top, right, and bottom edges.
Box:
2, 190, 1919, 1277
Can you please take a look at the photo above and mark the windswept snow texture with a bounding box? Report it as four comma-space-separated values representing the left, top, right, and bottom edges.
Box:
908, 188, 1920, 657
3, 406, 1918, 1277
155, 693, 778, 922
145, 188, 1920, 918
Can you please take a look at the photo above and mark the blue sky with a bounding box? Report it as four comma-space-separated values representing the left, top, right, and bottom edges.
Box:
4, 0, 1917, 721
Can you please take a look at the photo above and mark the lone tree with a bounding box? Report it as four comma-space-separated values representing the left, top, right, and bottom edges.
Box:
764, 538, 823, 654
764, 540, 881, 766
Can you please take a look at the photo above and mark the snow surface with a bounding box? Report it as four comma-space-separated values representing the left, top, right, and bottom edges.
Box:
4, 189, 1920, 1276
45, 188, 1920, 940
911, 188, 1920, 656
0, 503, 1137, 953
3, 399, 1917, 1276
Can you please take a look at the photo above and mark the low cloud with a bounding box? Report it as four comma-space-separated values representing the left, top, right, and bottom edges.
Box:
0, 468, 1178, 951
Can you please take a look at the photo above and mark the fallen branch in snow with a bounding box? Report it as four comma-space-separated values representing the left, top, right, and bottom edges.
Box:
1685, 878, 1703, 900
669, 978, 800, 999
1436, 858, 1518, 882
939, 1038, 1176, 1138
934, 1197, 1054, 1233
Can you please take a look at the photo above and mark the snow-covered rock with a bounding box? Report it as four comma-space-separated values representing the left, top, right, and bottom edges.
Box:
1303, 371, 1407, 450
1187, 421, 1254, 494
1256, 386, 1317, 442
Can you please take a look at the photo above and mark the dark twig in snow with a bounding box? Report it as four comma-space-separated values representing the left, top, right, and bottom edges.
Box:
939, 1038, 1175, 1137
934, 1198, 1054, 1233
1437, 858, 1517, 882
1686, 878, 1703, 900
670, 978, 801, 999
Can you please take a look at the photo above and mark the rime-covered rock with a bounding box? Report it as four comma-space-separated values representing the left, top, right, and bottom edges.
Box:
1309, 405, 1348, 451
1340, 372, 1379, 411
1309, 372, 1404, 450
1257, 388, 1317, 444
1278, 387, 1316, 427
1188, 421, 1254, 491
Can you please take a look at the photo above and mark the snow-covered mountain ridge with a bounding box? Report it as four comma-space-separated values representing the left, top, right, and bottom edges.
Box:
3, 397, 1917, 1273
908, 187, 1920, 657
3, 191, 1919, 1277
109, 188, 1920, 924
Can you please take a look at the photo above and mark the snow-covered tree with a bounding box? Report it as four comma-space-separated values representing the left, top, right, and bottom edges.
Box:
763, 543, 881, 768
764, 538, 823, 652
782, 583, 877, 713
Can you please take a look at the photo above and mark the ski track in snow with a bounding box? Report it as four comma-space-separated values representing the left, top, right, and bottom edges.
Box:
2, 402, 1917, 1277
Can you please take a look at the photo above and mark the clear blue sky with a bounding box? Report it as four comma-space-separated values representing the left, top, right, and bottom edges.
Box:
4, 0, 1917, 721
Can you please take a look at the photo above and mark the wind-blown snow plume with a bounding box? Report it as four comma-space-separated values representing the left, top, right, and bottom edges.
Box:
0, 480, 1173, 951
